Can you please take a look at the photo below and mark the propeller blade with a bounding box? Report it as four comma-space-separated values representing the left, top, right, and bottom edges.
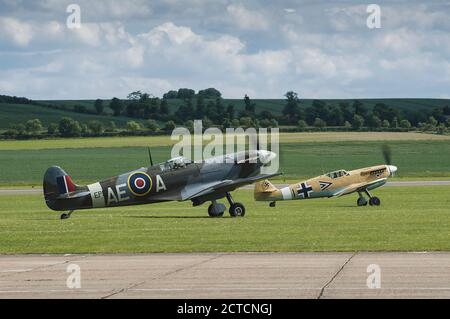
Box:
382, 144, 392, 165
148, 147, 154, 166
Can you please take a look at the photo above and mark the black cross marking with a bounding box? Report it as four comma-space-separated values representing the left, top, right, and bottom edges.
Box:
297, 182, 313, 198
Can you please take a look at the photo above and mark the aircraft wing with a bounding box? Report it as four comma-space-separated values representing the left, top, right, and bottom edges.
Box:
184, 173, 281, 200
333, 178, 388, 197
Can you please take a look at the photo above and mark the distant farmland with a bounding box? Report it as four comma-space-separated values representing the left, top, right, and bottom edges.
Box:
1, 97, 449, 129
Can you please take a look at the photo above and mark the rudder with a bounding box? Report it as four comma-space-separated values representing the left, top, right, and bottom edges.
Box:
43, 166, 77, 201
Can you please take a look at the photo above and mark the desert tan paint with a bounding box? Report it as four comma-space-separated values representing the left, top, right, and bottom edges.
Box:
254, 165, 391, 201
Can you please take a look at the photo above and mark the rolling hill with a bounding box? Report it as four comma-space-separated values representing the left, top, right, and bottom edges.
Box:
0, 97, 448, 130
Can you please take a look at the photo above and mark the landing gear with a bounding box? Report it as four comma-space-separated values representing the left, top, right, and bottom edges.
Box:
357, 196, 368, 207
229, 203, 245, 217
357, 190, 381, 207
226, 192, 245, 217
369, 197, 381, 206
208, 201, 225, 217
60, 210, 74, 220
269, 201, 276, 207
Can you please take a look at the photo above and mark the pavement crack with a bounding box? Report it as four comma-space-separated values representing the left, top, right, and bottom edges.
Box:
317, 252, 357, 299
0, 255, 87, 279
100, 253, 225, 299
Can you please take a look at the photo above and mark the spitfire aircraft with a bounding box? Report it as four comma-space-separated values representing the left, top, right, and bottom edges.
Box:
255, 146, 397, 207
44, 149, 277, 219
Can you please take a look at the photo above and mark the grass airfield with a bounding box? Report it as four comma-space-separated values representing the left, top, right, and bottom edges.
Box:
0, 132, 449, 254
0, 186, 449, 254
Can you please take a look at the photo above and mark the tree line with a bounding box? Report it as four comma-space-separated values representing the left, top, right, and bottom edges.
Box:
1, 89, 450, 139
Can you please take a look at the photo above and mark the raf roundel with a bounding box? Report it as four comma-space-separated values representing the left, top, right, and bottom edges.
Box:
127, 172, 152, 197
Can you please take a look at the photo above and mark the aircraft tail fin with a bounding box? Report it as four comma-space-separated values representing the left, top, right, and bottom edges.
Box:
43, 166, 79, 201
254, 179, 279, 201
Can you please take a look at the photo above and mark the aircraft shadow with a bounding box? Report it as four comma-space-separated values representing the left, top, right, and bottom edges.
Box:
127, 215, 231, 219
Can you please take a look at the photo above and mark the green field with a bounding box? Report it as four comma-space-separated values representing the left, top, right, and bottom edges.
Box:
0, 139, 449, 186
0, 187, 449, 254
0, 102, 143, 129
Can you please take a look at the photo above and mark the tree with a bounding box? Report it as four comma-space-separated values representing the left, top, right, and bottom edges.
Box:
25, 119, 43, 135
367, 115, 381, 129
106, 121, 117, 132
313, 117, 327, 129
88, 120, 104, 135
164, 120, 176, 132
399, 119, 411, 129
47, 123, 58, 135
239, 117, 254, 128
226, 103, 235, 119
381, 120, 390, 128
94, 99, 104, 114
222, 118, 232, 129
163, 90, 178, 99
177, 88, 195, 100
283, 91, 300, 122
353, 100, 367, 118
184, 120, 194, 132
11, 123, 26, 135
198, 88, 221, 99
59, 117, 81, 137
196, 96, 205, 118
127, 91, 143, 100
437, 123, 447, 135
428, 116, 438, 127
243, 94, 255, 115
109, 97, 124, 116
126, 121, 141, 133
146, 119, 159, 133
298, 120, 307, 131
352, 114, 364, 130
344, 121, 352, 130
160, 99, 169, 115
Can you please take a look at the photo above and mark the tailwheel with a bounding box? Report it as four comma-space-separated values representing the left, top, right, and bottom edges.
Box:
369, 197, 381, 206
60, 210, 74, 220
357, 197, 368, 207
229, 203, 246, 217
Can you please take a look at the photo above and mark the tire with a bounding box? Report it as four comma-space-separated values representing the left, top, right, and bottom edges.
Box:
229, 203, 245, 217
369, 197, 381, 206
208, 204, 224, 217
357, 197, 367, 207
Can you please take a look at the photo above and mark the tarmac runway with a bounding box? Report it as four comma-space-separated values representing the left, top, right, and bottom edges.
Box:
1, 180, 449, 196
0, 252, 449, 299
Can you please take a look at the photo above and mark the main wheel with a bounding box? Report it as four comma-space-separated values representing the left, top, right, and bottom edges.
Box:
60, 213, 70, 220
369, 197, 381, 206
229, 203, 245, 217
357, 197, 368, 207
208, 204, 224, 217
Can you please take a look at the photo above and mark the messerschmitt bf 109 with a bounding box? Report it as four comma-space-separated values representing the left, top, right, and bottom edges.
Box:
44, 149, 278, 219
255, 146, 397, 207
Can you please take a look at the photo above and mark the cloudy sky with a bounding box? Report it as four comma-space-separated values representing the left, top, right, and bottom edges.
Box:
0, 0, 449, 99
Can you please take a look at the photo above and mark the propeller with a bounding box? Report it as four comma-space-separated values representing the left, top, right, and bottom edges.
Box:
382, 144, 398, 176
382, 144, 392, 165
148, 147, 154, 166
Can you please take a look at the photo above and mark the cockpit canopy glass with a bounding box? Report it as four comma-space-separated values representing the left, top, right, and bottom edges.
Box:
325, 169, 349, 179
161, 156, 193, 171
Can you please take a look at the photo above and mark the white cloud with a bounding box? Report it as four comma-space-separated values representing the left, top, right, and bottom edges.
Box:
0, 17, 33, 46
226, 3, 269, 31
